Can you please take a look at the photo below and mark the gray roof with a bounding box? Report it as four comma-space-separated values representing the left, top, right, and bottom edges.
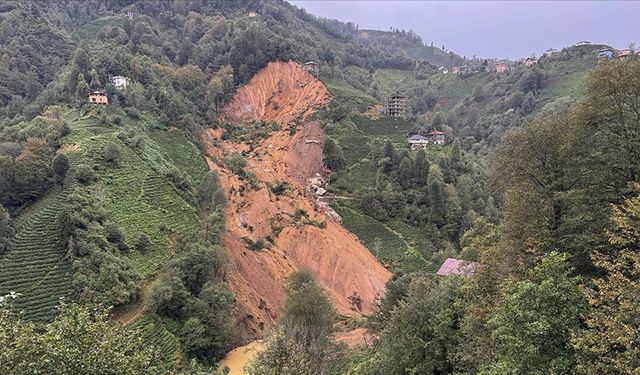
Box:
408, 134, 428, 142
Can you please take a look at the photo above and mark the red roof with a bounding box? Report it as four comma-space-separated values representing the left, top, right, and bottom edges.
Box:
436, 258, 480, 276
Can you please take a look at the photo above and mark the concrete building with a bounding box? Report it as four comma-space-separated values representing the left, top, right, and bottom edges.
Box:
598, 49, 614, 59
110, 76, 129, 89
385, 94, 407, 118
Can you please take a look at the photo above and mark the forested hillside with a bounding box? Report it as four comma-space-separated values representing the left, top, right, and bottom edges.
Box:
1, 0, 639, 374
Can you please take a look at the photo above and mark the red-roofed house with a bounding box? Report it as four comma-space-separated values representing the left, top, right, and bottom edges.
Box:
436, 258, 480, 276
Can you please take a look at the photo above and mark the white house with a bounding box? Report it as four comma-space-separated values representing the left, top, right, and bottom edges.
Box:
408, 134, 429, 149
110, 76, 129, 89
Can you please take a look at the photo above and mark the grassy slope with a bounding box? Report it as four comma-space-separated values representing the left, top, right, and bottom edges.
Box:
323, 79, 453, 271
373, 69, 488, 110
62, 110, 203, 277
61, 109, 211, 364
0, 188, 73, 322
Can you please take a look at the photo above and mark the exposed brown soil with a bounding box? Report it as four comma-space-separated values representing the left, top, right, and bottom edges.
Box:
204, 61, 390, 340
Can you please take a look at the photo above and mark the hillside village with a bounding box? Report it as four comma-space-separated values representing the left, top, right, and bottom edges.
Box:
0, 1, 639, 374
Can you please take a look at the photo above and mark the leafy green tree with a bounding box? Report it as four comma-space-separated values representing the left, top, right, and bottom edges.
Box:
247, 329, 312, 375
322, 138, 346, 170
573, 195, 640, 374
75, 73, 90, 102
412, 148, 429, 185
0, 303, 163, 375
74, 163, 97, 184
481, 252, 586, 375
382, 139, 397, 166
0, 204, 13, 255
104, 142, 120, 166
89, 68, 101, 89
451, 138, 462, 166
149, 243, 234, 364
367, 276, 466, 375
281, 269, 334, 373
397, 156, 412, 189
52, 152, 70, 186
197, 172, 225, 212
251, 269, 334, 375
134, 233, 151, 252
429, 176, 446, 228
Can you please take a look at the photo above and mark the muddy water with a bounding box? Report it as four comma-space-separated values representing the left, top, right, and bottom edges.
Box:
218, 341, 266, 375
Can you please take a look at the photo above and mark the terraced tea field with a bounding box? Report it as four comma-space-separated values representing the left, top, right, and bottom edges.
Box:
131, 315, 179, 369
333, 203, 427, 272
62, 120, 202, 277
0, 189, 73, 321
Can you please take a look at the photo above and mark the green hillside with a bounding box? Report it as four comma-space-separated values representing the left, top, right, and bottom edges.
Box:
0, 188, 73, 322
61, 109, 204, 277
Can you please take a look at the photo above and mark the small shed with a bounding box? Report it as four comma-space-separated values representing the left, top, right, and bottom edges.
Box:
436, 258, 480, 276
88, 91, 108, 105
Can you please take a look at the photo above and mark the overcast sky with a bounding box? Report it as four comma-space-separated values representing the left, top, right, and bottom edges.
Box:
288, 1, 639, 59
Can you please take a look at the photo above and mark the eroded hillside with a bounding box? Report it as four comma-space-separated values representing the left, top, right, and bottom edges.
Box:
205, 61, 391, 338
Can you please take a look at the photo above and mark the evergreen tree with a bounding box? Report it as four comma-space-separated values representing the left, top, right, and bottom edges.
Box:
382, 139, 398, 166
75, 73, 90, 102
429, 176, 446, 228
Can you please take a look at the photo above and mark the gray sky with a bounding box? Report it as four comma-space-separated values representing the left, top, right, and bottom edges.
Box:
288, 1, 639, 59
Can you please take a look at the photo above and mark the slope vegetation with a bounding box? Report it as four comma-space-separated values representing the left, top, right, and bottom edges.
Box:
206, 61, 391, 338
0, 188, 73, 321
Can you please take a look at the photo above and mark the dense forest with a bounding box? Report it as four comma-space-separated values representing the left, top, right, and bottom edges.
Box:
1, 0, 639, 374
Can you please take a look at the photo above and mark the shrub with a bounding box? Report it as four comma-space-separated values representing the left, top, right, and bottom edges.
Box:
104, 142, 120, 166
105, 223, 125, 246
223, 153, 247, 176
52, 153, 70, 186
135, 233, 151, 253
112, 116, 122, 125
165, 167, 192, 192
269, 181, 289, 195
74, 164, 97, 184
